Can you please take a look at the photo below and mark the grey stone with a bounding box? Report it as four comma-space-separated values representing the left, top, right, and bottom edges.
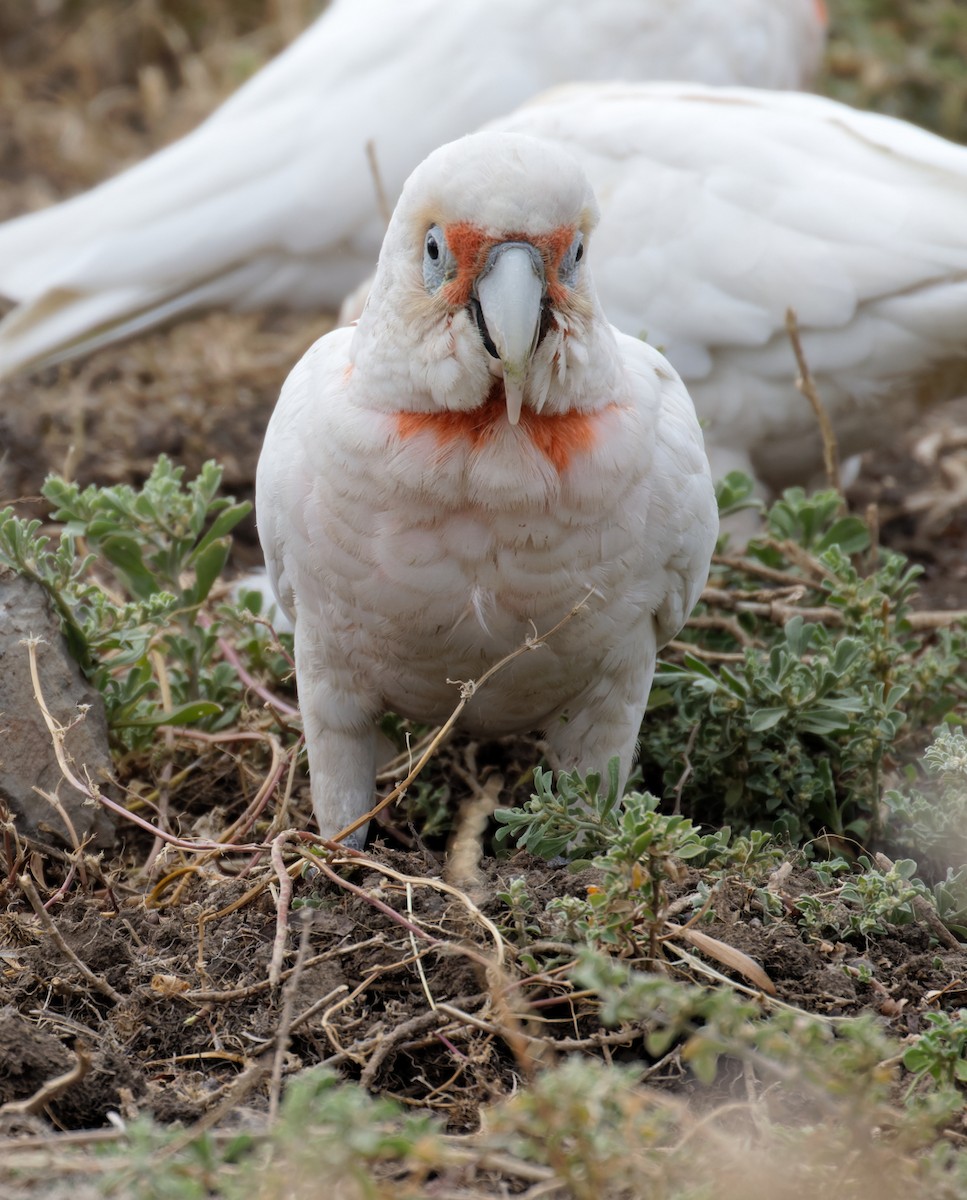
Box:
0, 566, 115, 848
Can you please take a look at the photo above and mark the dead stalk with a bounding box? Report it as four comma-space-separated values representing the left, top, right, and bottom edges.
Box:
785, 307, 841, 493
268, 909, 313, 1119
365, 138, 393, 227
268, 831, 297, 987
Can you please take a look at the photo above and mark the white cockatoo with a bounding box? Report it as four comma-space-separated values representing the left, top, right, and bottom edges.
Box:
0, 0, 827, 379
255, 131, 717, 843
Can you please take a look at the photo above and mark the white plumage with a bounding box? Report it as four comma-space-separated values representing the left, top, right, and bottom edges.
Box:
255, 132, 717, 842
0, 0, 826, 378
479, 83, 967, 489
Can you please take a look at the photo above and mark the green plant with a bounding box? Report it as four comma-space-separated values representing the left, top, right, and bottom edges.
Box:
714, 469, 763, 523
883, 725, 967, 872
762, 487, 870, 555
573, 950, 900, 1099
0, 456, 255, 747
643, 482, 967, 845
690, 826, 784, 878
496, 875, 542, 944
494, 758, 626, 860
932, 866, 967, 939
498, 763, 790, 958
795, 856, 928, 941
903, 1009, 967, 1091
486, 1057, 677, 1200
95, 1070, 440, 1200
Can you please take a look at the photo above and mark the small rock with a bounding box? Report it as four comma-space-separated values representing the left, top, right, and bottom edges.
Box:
0, 566, 115, 848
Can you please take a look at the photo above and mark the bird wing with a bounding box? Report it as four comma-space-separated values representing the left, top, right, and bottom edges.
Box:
254, 328, 354, 624
615, 332, 718, 649
0, 0, 825, 378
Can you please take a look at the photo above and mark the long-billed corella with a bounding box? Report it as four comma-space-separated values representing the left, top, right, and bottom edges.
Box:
476, 82, 967, 490
255, 131, 718, 842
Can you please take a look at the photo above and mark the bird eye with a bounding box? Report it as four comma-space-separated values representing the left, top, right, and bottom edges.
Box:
422, 224, 452, 292
559, 231, 585, 286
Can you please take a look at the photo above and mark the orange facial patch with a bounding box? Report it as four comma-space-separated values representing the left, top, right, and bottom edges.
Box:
395, 381, 603, 474
441, 221, 577, 309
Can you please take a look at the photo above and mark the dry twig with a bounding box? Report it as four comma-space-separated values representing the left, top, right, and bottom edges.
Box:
0, 1043, 92, 1117
785, 307, 841, 493
268, 909, 313, 1119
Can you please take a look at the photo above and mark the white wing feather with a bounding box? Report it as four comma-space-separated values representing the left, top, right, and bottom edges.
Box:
0, 0, 824, 377
487, 83, 967, 485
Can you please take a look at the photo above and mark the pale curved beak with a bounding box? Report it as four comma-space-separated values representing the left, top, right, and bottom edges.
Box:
474, 242, 544, 426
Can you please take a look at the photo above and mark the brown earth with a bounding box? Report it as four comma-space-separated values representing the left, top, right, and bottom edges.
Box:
4, 848, 967, 1137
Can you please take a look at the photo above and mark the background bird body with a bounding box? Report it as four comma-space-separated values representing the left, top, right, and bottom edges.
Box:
256, 132, 716, 840
482, 83, 967, 488
0, 0, 825, 378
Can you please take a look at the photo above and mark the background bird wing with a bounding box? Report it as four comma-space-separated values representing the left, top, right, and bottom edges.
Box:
492, 83, 967, 382
0, 2, 825, 377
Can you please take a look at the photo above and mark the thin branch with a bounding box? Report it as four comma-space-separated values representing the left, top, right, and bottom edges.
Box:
785, 307, 841, 493
873, 853, 962, 950
365, 138, 393, 227
268, 910, 313, 1119
0, 1043, 92, 1116
268, 831, 297, 987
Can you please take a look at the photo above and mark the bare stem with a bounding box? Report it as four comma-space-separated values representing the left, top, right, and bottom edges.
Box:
785, 307, 841, 494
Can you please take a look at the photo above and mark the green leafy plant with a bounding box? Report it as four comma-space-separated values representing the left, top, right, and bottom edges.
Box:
714, 469, 763, 523
690, 826, 784, 879
932, 866, 967, 939
498, 762, 788, 957
795, 856, 928, 941
643, 483, 967, 845
0, 456, 254, 747
494, 758, 627, 860
903, 1009, 967, 1091
574, 950, 898, 1096
496, 875, 542, 944
883, 725, 967, 872
98, 1069, 439, 1200
763, 487, 871, 555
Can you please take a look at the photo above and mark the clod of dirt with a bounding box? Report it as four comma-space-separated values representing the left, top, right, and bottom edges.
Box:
0, 1005, 142, 1130
0, 567, 115, 848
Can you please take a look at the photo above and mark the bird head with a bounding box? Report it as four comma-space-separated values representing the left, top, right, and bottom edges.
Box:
356, 131, 604, 424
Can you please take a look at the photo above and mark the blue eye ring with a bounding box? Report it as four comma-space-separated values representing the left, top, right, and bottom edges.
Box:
422, 224, 453, 292
559, 231, 585, 286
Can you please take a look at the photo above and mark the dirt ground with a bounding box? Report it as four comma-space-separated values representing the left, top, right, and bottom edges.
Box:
1, 0, 967, 1176
4, 842, 967, 1137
